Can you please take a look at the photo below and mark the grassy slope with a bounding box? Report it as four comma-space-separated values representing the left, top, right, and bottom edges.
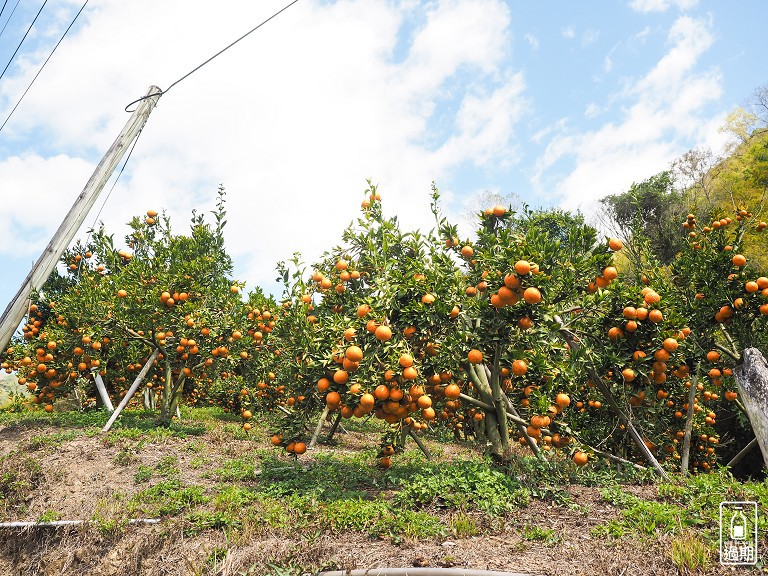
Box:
0, 407, 765, 576
0, 373, 22, 409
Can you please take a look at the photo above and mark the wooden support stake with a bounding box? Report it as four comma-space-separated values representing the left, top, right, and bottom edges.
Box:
326, 411, 343, 442
102, 349, 159, 432
408, 429, 432, 460
727, 438, 758, 469
309, 406, 330, 449
555, 318, 669, 481
93, 373, 114, 412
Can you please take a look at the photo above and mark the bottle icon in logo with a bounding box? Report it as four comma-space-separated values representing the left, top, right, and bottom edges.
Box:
730, 507, 747, 540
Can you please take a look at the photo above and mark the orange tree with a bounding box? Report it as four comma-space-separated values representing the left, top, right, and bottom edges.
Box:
253, 183, 467, 462
430, 191, 677, 469
652, 208, 767, 470
564, 205, 768, 474
1, 188, 274, 425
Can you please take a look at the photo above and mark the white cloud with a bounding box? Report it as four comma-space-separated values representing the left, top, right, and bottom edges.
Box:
534, 15, 721, 213
582, 29, 600, 46
0, 0, 525, 297
629, 0, 699, 13
562, 26, 576, 39
584, 103, 603, 118
524, 33, 539, 51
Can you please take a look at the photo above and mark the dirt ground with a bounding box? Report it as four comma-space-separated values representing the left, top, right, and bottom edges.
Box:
0, 418, 758, 576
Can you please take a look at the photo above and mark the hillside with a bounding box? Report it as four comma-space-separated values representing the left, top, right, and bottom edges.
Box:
0, 373, 22, 409
0, 407, 765, 576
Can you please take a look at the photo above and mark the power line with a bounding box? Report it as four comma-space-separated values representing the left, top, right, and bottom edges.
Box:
0, 0, 49, 82
0, 0, 89, 134
0, 0, 21, 40
125, 0, 300, 111
0, 1, 9, 22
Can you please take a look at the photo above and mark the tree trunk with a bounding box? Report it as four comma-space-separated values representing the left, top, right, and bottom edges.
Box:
680, 363, 701, 475
160, 362, 186, 426
466, 363, 503, 461
734, 348, 768, 469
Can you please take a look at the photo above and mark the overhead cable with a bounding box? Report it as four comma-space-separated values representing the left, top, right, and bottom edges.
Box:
125, 0, 300, 112
0, 0, 49, 82
0, 0, 89, 133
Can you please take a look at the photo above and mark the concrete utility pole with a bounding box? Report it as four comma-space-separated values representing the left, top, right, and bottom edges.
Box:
0, 86, 162, 353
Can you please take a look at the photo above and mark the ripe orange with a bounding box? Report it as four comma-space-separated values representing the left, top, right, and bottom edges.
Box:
357, 304, 371, 318
332, 370, 349, 385
467, 349, 483, 364
399, 353, 414, 368
607, 327, 623, 341
326, 391, 342, 407
359, 393, 375, 409
518, 316, 533, 330
622, 306, 637, 319
346, 345, 364, 362
608, 238, 623, 251
492, 205, 506, 217
621, 368, 635, 382
379, 456, 392, 469
514, 260, 531, 275
374, 325, 392, 341
732, 254, 747, 267
603, 266, 618, 281
662, 338, 678, 352
573, 451, 589, 466
403, 366, 418, 380
444, 383, 461, 399
417, 395, 432, 409
512, 359, 528, 376
644, 290, 660, 304
504, 274, 520, 289
293, 442, 307, 455
555, 393, 570, 408
648, 309, 663, 323
117, 289, 128, 298
523, 287, 542, 304
460, 245, 474, 258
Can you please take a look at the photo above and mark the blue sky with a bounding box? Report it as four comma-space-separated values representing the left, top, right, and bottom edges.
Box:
0, 0, 766, 308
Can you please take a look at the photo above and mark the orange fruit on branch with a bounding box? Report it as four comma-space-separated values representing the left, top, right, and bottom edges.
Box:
467, 349, 483, 364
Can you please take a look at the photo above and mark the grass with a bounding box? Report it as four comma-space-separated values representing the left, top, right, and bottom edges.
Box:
669, 530, 713, 573
520, 524, 561, 545
2, 403, 767, 574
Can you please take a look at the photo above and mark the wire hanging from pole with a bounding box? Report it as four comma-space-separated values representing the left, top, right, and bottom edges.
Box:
124, 0, 300, 112
0, 0, 89, 134
0, 0, 22, 40
0, 0, 49, 82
